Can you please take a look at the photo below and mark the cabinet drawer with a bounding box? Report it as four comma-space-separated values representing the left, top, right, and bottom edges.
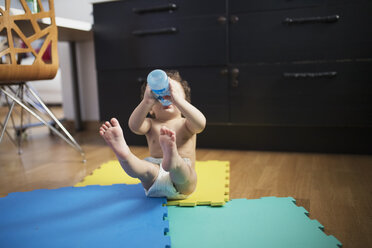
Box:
93, 0, 226, 70
230, 62, 372, 126
230, 0, 370, 13
97, 69, 145, 122
230, 0, 324, 13
327, 0, 371, 5
94, 0, 226, 20
177, 67, 230, 123
230, 4, 372, 63
97, 69, 149, 145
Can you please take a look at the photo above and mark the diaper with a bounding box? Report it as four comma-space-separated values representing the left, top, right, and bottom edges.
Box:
144, 157, 192, 200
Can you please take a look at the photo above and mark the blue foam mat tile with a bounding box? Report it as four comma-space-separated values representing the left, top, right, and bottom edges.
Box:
168, 197, 342, 248
0, 184, 170, 248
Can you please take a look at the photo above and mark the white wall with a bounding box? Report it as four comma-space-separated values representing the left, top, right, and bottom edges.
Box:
58, 42, 75, 119
54, 0, 94, 23
58, 39, 99, 121
55, 0, 112, 121
76, 40, 99, 121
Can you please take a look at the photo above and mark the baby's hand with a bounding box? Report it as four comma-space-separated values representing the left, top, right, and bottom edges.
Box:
144, 84, 157, 105
166, 79, 185, 104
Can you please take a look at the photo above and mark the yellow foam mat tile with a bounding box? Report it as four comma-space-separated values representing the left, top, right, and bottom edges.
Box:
75, 160, 230, 206
168, 160, 230, 206
74, 160, 141, 187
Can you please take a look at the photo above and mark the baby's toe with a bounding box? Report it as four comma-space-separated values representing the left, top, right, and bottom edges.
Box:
110, 118, 120, 127
105, 121, 112, 128
160, 126, 167, 135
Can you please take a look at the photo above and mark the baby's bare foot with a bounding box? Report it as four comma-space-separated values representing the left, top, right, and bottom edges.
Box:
159, 126, 181, 171
99, 118, 130, 160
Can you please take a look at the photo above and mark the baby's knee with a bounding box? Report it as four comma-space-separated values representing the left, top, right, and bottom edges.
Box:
175, 173, 197, 195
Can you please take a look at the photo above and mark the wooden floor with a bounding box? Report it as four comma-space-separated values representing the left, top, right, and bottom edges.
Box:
0, 107, 371, 247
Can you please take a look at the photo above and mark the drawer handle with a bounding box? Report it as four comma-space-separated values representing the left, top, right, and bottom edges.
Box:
231, 68, 239, 88
133, 3, 177, 14
137, 77, 146, 84
132, 27, 178, 36
283, 15, 340, 25
283, 72, 337, 78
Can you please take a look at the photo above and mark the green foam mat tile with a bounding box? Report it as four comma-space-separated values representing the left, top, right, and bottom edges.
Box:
167, 197, 342, 248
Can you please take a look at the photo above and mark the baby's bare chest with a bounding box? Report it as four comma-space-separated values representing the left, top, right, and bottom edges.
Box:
145, 120, 195, 157
148, 121, 192, 145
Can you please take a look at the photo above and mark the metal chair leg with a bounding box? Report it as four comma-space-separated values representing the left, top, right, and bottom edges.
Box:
0, 84, 86, 162
0, 87, 20, 143
0, 89, 17, 147
17, 84, 24, 154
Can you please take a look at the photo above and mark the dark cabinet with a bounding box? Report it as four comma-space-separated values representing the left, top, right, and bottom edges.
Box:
93, 0, 372, 153
97, 67, 230, 124
175, 67, 230, 123
94, 0, 226, 70
229, 0, 325, 12
97, 69, 146, 123
229, 3, 372, 64
230, 62, 372, 126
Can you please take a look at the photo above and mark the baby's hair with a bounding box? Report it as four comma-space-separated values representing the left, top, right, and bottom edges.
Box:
141, 70, 191, 103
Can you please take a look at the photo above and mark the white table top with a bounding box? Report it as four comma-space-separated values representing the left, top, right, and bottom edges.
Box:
0, 5, 93, 41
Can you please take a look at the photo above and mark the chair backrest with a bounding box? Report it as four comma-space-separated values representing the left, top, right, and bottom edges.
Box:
0, 0, 58, 84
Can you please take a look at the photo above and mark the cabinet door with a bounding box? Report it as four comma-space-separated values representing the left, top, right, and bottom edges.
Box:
229, 62, 372, 126
177, 67, 230, 123
93, 0, 227, 70
97, 69, 148, 145
230, 0, 325, 13
229, 3, 372, 63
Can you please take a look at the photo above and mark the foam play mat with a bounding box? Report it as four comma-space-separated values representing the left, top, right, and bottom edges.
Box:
167, 197, 342, 248
74, 160, 141, 186
75, 160, 230, 206
0, 184, 170, 248
168, 160, 229, 206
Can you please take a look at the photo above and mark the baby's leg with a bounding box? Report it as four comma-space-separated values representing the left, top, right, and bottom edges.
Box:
100, 118, 159, 190
159, 126, 197, 195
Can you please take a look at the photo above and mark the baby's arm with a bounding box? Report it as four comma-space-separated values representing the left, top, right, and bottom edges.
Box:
169, 80, 206, 134
128, 86, 156, 135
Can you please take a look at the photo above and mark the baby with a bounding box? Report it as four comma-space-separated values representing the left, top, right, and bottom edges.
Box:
99, 70, 206, 199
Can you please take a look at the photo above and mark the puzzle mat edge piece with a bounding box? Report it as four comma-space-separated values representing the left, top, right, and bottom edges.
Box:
248, 197, 341, 247
0, 184, 171, 248
168, 197, 342, 248
74, 160, 141, 186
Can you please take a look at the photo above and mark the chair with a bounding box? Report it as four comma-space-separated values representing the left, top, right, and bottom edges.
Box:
0, 0, 85, 161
